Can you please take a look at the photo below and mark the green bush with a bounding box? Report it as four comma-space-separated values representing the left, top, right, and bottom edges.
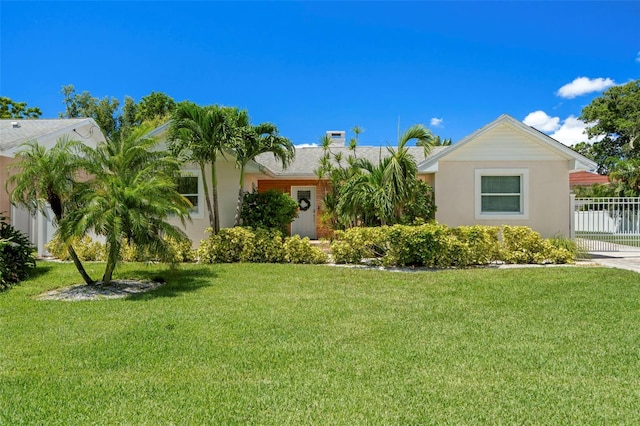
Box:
197, 227, 255, 263
284, 235, 328, 264
500, 226, 574, 264
248, 228, 285, 263
240, 189, 299, 234
197, 228, 326, 264
330, 227, 388, 264
0, 215, 36, 289
46, 235, 107, 261
450, 226, 501, 265
384, 224, 452, 267
330, 224, 574, 267
46, 234, 195, 263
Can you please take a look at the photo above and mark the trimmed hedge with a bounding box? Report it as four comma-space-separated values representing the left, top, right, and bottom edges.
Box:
45, 235, 196, 263
330, 224, 575, 267
197, 227, 327, 265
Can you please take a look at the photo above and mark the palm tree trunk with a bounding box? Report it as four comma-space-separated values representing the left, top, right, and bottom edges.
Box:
200, 163, 215, 231
212, 186, 220, 234
234, 164, 246, 226
102, 242, 119, 285
67, 244, 95, 285
211, 164, 220, 234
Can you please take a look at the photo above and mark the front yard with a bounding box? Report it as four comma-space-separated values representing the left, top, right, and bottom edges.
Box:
2, 262, 639, 424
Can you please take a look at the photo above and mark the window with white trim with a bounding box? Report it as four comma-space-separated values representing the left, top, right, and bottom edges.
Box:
176, 170, 203, 218
475, 169, 529, 220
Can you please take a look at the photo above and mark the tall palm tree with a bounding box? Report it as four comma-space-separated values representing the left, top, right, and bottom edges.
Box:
230, 115, 294, 226
168, 103, 233, 233
60, 126, 192, 284
8, 137, 96, 285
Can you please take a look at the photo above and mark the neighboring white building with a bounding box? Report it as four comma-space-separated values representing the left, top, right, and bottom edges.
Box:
0, 118, 105, 256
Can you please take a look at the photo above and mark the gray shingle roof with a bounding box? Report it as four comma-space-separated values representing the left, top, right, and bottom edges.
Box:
0, 118, 103, 155
255, 145, 449, 177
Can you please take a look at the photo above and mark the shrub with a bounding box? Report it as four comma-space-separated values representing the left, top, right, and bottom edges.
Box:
330, 227, 388, 264
46, 235, 107, 261
450, 226, 501, 265
197, 228, 326, 264
330, 224, 573, 267
284, 235, 328, 264
0, 215, 36, 289
197, 227, 255, 263
384, 224, 451, 267
46, 234, 195, 263
240, 189, 299, 234
500, 226, 574, 264
400, 180, 437, 224
248, 228, 285, 263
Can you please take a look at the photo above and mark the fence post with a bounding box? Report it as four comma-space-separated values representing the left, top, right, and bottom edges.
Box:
570, 194, 576, 240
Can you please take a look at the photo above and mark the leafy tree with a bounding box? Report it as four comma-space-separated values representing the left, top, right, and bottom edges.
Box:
168, 103, 236, 233
136, 92, 176, 123
229, 112, 294, 226
60, 125, 192, 284
8, 138, 95, 284
60, 85, 177, 139
60, 84, 120, 139
0, 96, 42, 119
580, 79, 640, 173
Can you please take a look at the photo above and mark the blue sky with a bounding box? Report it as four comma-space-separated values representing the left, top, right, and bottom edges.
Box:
1, 1, 638, 146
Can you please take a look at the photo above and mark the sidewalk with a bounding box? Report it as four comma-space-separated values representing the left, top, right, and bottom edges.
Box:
587, 251, 640, 274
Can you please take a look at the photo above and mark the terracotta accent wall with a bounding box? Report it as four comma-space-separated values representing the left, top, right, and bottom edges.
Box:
257, 178, 330, 239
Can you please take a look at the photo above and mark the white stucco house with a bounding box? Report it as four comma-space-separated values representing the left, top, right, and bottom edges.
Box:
1, 114, 596, 255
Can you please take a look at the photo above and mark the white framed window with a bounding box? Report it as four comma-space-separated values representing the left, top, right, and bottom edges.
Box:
475, 169, 529, 220
176, 169, 204, 219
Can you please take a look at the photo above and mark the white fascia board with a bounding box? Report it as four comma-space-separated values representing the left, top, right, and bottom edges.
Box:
3, 118, 105, 157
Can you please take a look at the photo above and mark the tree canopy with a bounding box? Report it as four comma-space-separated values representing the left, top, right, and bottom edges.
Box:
578, 79, 640, 173
59, 85, 177, 139
0, 96, 42, 119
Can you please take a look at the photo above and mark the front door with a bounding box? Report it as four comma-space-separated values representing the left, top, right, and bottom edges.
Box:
291, 186, 316, 239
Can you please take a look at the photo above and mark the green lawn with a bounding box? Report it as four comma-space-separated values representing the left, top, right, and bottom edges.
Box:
2, 262, 640, 424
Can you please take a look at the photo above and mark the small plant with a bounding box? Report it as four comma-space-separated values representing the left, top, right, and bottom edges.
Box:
0, 214, 36, 289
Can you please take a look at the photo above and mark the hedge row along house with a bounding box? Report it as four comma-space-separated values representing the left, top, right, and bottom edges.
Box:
1, 114, 596, 255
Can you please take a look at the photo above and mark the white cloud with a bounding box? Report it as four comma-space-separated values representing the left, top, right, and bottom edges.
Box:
295, 143, 318, 148
556, 76, 615, 99
523, 110, 560, 132
430, 117, 443, 127
549, 116, 589, 146
636, 51, 640, 63
523, 112, 595, 146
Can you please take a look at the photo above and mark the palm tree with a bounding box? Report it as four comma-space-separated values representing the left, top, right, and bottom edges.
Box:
8, 137, 96, 285
168, 103, 233, 233
60, 126, 192, 284
230, 115, 294, 226
334, 124, 434, 226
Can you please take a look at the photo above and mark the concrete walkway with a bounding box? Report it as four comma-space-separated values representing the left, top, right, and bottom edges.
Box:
586, 251, 640, 274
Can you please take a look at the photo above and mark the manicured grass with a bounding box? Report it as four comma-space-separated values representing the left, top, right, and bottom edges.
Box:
2, 262, 640, 424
